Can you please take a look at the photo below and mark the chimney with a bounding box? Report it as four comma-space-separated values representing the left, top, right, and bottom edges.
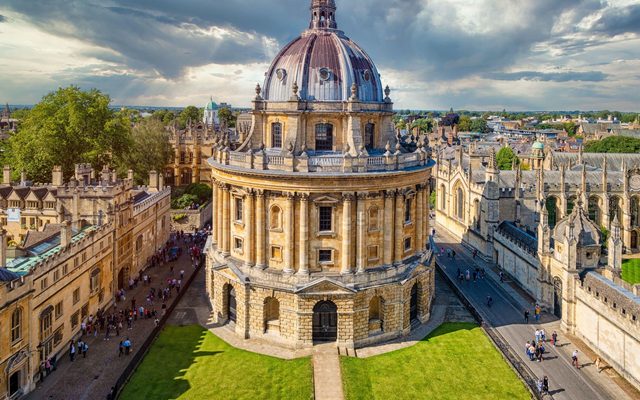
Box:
2, 166, 10, 185
52, 166, 63, 187
20, 171, 26, 186
0, 230, 6, 267
148, 170, 158, 192
60, 221, 72, 247
101, 165, 111, 184
127, 170, 134, 181
158, 174, 164, 191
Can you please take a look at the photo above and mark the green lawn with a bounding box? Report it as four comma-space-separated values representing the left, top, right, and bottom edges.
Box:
622, 259, 640, 285
120, 325, 313, 400
341, 323, 530, 400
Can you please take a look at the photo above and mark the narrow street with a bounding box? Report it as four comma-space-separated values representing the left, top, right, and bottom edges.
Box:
435, 225, 633, 400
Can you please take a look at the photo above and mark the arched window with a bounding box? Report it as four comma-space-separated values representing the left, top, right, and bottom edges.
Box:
11, 308, 22, 342
368, 207, 380, 231
271, 122, 282, 148
269, 206, 282, 230
567, 196, 577, 215
610, 196, 622, 222
440, 185, 446, 211
455, 187, 465, 220
473, 199, 481, 230
546, 197, 558, 228
589, 196, 601, 225
365, 123, 375, 149
631, 197, 640, 227
315, 123, 333, 151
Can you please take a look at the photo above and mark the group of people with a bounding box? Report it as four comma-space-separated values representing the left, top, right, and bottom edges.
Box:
525, 328, 549, 362
456, 267, 487, 283
68, 339, 89, 361
523, 304, 542, 323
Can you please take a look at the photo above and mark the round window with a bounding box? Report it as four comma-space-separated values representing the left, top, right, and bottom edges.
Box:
276, 68, 287, 81
319, 68, 331, 81
363, 70, 371, 82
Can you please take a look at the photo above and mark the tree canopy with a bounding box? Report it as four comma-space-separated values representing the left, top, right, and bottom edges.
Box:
410, 118, 433, 134
218, 107, 237, 128
6, 86, 132, 182
177, 106, 202, 129
584, 136, 640, 153
496, 147, 519, 170
121, 118, 173, 184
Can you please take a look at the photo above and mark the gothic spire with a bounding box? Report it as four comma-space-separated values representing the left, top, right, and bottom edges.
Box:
310, 0, 338, 30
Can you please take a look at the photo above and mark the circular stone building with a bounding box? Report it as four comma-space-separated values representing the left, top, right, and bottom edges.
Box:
205, 0, 435, 349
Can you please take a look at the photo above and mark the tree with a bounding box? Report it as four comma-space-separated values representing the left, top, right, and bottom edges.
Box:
410, 118, 433, 134
6, 86, 131, 182
152, 109, 176, 126
120, 118, 173, 184
470, 118, 489, 133
584, 136, 640, 153
218, 107, 237, 128
440, 113, 460, 127
496, 147, 519, 170
457, 115, 472, 131
177, 106, 201, 129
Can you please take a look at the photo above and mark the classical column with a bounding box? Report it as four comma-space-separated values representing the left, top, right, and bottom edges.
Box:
394, 190, 404, 264
424, 187, 431, 246
222, 185, 231, 255
416, 187, 424, 253
216, 184, 223, 250
356, 193, 366, 274
283, 193, 295, 274
298, 194, 310, 275
342, 194, 354, 274
211, 181, 218, 245
255, 190, 266, 269
383, 191, 395, 266
244, 190, 255, 267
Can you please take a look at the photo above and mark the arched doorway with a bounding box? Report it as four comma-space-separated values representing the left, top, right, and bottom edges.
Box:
226, 285, 237, 323
553, 277, 562, 319
410, 284, 419, 323
312, 301, 337, 342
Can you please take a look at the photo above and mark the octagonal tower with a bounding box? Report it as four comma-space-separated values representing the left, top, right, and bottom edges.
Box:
206, 0, 435, 349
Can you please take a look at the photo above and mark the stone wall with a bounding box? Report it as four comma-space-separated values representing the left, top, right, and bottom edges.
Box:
170, 201, 212, 232
494, 232, 540, 299
574, 272, 640, 390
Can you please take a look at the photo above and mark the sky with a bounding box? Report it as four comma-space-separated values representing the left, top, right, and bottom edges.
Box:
1, 0, 640, 111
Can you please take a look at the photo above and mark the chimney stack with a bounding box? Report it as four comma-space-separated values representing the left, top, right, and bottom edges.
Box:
52, 166, 63, 187
158, 174, 164, 191
20, 171, 26, 186
2, 166, 10, 185
127, 170, 134, 182
60, 221, 72, 247
101, 165, 111, 185
148, 170, 158, 192
0, 230, 6, 267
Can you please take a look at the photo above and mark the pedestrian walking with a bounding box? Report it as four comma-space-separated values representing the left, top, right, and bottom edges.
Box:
82, 341, 88, 358
118, 341, 124, 357
69, 341, 76, 362
572, 350, 580, 369
524, 310, 530, 323
540, 328, 546, 342
534, 304, 541, 321
551, 331, 558, 347
542, 376, 549, 394
536, 379, 543, 395
123, 338, 132, 355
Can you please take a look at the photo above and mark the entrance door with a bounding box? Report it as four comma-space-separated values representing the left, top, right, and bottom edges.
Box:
313, 301, 337, 342
227, 286, 237, 323
410, 284, 419, 322
9, 371, 20, 396
553, 278, 562, 319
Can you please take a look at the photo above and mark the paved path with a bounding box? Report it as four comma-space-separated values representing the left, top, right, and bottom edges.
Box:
313, 343, 344, 400
27, 237, 201, 400
435, 224, 634, 400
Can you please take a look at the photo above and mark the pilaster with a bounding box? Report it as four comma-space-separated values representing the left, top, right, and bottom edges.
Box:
342, 194, 354, 274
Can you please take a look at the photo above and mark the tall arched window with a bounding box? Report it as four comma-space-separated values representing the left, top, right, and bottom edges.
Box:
610, 196, 622, 222
271, 122, 282, 148
631, 196, 640, 227
567, 196, 577, 215
11, 308, 22, 342
473, 199, 481, 230
455, 187, 465, 220
269, 206, 282, 230
364, 123, 375, 149
368, 207, 380, 231
589, 196, 601, 225
315, 123, 333, 151
546, 197, 558, 228
440, 185, 446, 211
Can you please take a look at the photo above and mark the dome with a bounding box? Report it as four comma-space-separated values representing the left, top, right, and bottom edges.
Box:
532, 141, 544, 150
263, 0, 384, 103
553, 201, 601, 247
205, 98, 218, 110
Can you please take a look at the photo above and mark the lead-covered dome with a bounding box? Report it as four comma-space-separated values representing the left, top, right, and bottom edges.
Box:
263, 0, 384, 103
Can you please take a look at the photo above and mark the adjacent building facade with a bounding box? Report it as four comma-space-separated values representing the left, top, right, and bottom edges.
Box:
205, 0, 435, 350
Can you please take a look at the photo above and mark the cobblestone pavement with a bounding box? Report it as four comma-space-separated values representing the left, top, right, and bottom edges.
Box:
27, 238, 201, 400
435, 224, 636, 400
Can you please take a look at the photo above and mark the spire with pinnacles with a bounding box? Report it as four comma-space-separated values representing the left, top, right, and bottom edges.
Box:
310, 0, 338, 30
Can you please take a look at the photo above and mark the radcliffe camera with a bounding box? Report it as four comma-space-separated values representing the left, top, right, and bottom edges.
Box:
1, 0, 640, 399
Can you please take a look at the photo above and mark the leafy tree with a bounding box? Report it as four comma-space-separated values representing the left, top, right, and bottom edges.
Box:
410, 118, 433, 134
393, 115, 406, 130
496, 147, 519, 170
470, 118, 489, 133
218, 107, 237, 128
171, 183, 212, 209
458, 115, 472, 131
152, 109, 176, 126
429, 191, 436, 209
6, 86, 131, 182
9, 108, 30, 121
177, 106, 201, 129
441, 113, 460, 127
120, 118, 173, 184
584, 136, 640, 153
563, 121, 578, 136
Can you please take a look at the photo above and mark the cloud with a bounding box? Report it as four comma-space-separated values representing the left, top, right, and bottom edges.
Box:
590, 3, 640, 36
0, 14, 6, 23
486, 70, 607, 82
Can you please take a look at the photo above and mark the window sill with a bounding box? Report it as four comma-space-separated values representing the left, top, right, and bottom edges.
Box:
318, 261, 335, 266
317, 231, 336, 238
233, 221, 245, 228
269, 228, 283, 233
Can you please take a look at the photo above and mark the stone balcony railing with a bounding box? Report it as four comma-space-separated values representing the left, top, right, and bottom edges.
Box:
209, 147, 434, 174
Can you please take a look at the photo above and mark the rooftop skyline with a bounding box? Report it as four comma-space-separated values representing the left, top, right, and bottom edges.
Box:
1, 0, 639, 111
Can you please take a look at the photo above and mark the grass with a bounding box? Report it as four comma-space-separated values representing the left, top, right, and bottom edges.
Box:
341, 322, 530, 400
120, 325, 313, 400
622, 258, 640, 285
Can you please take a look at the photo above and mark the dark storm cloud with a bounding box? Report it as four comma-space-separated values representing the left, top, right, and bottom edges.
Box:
486, 70, 607, 82
0, 14, 6, 23
591, 3, 640, 36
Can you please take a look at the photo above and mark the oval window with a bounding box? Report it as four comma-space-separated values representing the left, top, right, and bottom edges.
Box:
276, 68, 287, 81
363, 70, 371, 82
319, 67, 331, 81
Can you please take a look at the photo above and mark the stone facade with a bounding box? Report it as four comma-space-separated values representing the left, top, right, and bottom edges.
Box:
170, 201, 212, 232
205, 0, 435, 350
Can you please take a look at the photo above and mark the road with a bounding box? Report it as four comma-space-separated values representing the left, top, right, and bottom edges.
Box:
434, 226, 630, 400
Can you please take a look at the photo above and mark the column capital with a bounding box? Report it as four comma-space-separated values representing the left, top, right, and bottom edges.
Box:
342, 193, 355, 202
385, 190, 397, 199
299, 193, 310, 201
255, 189, 266, 198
